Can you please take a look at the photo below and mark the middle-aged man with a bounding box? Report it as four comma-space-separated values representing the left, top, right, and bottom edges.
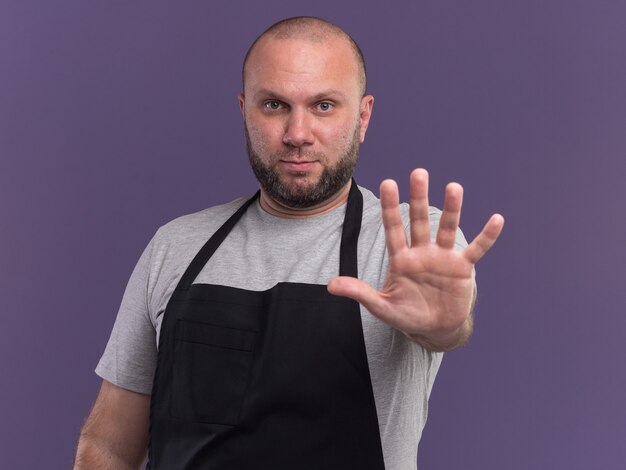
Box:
74, 16, 504, 470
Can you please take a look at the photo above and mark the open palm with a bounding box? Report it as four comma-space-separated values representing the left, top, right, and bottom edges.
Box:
328, 169, 504, 351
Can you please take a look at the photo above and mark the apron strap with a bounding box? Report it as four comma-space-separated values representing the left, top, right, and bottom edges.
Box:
177, 191, 260, 291
176, 179, 363, 292
339, 179, 362, 278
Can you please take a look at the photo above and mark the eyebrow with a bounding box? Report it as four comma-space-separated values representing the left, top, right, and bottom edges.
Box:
253, 88, 349, 102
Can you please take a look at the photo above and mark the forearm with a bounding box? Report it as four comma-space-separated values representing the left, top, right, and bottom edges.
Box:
74, 433, 145, 470
74, 380, 150, 470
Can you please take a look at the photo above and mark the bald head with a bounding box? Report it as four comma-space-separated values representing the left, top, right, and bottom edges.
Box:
242, 16, 367, 97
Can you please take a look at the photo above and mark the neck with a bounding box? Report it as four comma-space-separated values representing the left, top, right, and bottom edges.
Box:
259, 181, 352, 219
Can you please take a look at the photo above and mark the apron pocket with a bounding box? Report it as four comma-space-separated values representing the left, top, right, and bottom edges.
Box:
171, 319, 257, 426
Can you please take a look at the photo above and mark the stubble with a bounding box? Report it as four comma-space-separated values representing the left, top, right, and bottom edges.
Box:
245, 124, 361, 209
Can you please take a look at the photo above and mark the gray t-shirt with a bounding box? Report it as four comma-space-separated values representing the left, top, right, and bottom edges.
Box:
96, 185, 469, 470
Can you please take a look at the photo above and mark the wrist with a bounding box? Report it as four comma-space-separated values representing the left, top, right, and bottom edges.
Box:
406, 316, 473, 352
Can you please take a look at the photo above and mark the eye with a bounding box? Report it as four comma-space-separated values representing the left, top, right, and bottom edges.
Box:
317, 102, 334, 112
264, 100, 283, 111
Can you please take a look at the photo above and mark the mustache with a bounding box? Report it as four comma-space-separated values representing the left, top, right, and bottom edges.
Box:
270, 148, 327, 162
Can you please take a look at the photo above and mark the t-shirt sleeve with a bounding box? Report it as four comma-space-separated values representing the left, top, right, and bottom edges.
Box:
95, 235, 158, 394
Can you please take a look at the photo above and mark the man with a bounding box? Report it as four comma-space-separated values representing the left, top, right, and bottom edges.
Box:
74, 16, 503, 470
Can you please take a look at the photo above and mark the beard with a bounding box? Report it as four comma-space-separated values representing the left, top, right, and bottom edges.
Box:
245, 124, 361, 209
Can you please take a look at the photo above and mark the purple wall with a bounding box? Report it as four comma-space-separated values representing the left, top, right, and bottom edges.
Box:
2, 1, 625, 468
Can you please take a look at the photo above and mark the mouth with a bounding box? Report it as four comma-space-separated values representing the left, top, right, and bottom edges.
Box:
279, 160, 318, 172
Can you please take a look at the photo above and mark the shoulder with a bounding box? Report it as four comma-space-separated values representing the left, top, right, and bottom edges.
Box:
152, 197, 248, 249
137, 197, 252, 283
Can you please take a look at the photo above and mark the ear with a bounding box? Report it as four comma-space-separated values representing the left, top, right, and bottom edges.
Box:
358, 95, 374, 143
238, 93, 245, 116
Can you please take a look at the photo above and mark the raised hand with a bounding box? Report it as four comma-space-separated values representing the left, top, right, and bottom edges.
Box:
327, 169, 504, 351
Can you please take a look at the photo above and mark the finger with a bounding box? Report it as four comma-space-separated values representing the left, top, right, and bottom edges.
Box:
409, 169, 431, 246
464, 213, 505, 264
435, 182, 463, 249
380, 179, 408, 257
328, 276, 391, 321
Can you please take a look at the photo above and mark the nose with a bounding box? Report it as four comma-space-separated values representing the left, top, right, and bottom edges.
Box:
283, 108, 314, 148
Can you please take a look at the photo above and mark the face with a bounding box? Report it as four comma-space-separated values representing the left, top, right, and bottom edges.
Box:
240, 36, 374, 208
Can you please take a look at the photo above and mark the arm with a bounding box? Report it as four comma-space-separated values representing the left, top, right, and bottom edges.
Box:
74, 380, 150, 470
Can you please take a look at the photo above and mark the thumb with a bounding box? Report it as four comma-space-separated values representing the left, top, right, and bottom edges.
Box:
327, 276, 387, 315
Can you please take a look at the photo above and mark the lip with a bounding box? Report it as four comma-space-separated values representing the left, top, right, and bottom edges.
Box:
279, 160, 317, 171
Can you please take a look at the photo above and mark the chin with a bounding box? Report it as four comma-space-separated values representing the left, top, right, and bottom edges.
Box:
279, 171, 321, 186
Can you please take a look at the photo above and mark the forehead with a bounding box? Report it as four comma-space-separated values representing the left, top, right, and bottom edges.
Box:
244, 36, 361, 100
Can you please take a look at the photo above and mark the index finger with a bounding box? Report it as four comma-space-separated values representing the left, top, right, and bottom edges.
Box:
380, 179, 409, 257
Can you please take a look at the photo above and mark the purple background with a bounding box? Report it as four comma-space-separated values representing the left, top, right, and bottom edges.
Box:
1, 1, 625, 468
